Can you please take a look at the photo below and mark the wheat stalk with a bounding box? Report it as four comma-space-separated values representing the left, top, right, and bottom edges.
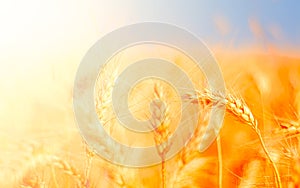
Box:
184, 89, 282, 188
217, 136, 223, 188
149, 83, 171, 188
84, 144, 95, 187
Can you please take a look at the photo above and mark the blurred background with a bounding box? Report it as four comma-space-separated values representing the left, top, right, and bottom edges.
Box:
0, 1, 299, 187
0, 0, 299, 132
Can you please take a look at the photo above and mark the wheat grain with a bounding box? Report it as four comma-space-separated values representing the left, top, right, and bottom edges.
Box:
274, 117, 300, 135
150, 83, 171, 188
51, 156, 85, 187
2, 48, 300, 187
18, 153, 85, 188
184, 89, 282, 188
105, 169, 125, 187
95, 62, 119, 131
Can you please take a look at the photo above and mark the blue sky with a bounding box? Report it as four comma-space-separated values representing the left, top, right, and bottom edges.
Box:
1, 0, 298, 51
123, 0, 300, 48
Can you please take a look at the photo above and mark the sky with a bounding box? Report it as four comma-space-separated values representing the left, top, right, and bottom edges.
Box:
0, 0, 299, 129
1, 0, 299, 58
90, 0, 300, 48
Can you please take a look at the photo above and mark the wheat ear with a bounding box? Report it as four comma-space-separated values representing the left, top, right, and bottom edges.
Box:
150, 83, 171, 188
169, 103, 210, 188
18, 153, 85, 187
178, 104, 210, 166
184, 89, 282, 188
274, 117, 300, 135
104, 166, 126, 187
226, 94, 282, 188
95, 61, 119, 133
51, 156, 85, 187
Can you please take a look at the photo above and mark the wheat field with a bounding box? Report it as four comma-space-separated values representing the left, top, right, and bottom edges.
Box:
1, 46, 300, 188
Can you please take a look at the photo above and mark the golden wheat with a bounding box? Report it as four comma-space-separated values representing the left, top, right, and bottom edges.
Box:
177, 105, 210, 165
51, 156, 85, 187
184, 89, 282, 188
95, 62, 119, 131
13, 153, 84, 188
274, 117, 300, 135
172, 157, 218, 188
83, 144, 95, 187
2, 47, 300, 187
101, 165, 126, 187
238, 158, 266, 187
150, 83, 171, 188
270, 119, 300, 187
